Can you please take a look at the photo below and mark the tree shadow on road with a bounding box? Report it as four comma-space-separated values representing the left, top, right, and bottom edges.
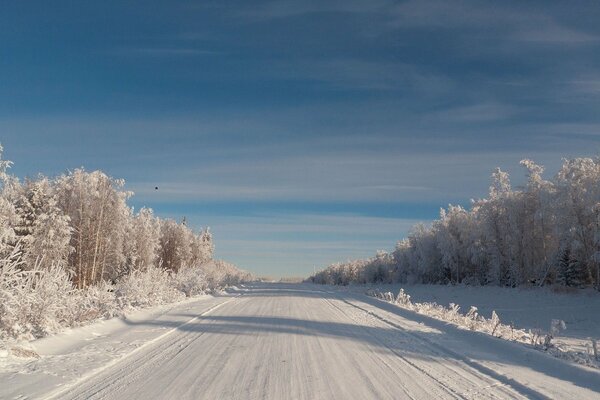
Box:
122, 282, 600, 399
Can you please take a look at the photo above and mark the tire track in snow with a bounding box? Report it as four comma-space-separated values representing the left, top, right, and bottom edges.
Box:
43, 295, 240, 400
321, 290, 549, 400
319, 294, 471, 399
31, 283, 593, 399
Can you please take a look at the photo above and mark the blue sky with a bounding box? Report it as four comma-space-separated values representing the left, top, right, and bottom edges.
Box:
1, 1, 600, 277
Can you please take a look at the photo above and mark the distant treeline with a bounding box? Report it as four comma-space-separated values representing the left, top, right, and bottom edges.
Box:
309, 158, 600, 289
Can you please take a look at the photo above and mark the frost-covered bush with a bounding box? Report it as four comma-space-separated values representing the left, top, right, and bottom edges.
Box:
0, 239, 249, 344
70, 281, 120, 323
395, 288, 411, 306
199, 260, 253, 289
174, 266, 208, 297
0, 248, 123, 341
0, 250, 74, 340
115, 265, 184, 309
0, 257, 251, 342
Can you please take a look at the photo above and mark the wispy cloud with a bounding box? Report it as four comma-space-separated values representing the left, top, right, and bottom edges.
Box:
570, 79, 600, 95
390, 0, 598, 45
128, 150, 577, 204
512, 19, 599, 44
273, 58, 454, 93
4, 110, 596, 207
115, 47, 221, 57
431, 103, 519, 123
240, 0, 393, 20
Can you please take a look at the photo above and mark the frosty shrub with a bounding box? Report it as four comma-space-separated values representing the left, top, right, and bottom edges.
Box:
174, 266, 209, 297
490, 310, 501, 336
465, 306, 480, 330
0, 253, 251, 342
395, 288, 411, 306
544, 319, 567, 349
115, 265, 184, 309
71, 281, 120, 323
201, 260, 253, 289
0, 249, 74, 340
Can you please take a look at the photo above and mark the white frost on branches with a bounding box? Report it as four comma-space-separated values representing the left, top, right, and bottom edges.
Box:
311, 157, 600, 290
0, 144, 252, 344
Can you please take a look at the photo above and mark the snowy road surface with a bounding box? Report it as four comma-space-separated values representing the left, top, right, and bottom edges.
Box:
6, 283, 600, 399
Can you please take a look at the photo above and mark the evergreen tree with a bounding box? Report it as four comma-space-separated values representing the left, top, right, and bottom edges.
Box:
557, 248, 571, 286
567, 256, 590, 287
556, 248, 589, 287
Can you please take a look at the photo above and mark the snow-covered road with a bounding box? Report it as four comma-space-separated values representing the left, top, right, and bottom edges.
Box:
6, 283, 600, 399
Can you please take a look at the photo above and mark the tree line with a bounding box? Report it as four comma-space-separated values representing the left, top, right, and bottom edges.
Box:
0, 144, 245, 288
310, 158, 600, 289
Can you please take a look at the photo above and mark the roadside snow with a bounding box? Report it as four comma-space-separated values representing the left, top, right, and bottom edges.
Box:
0, 293, 235, 400
355, 284, 600, 368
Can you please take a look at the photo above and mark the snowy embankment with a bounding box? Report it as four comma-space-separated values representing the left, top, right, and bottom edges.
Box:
0, 289, 240, 399
356, 284, 600, 368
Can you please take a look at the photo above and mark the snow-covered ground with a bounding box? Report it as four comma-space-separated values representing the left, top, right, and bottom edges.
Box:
358, 283, 600, 341
352, 283, 600, 366
0, 293, 236, 399
1, 283, 599, 399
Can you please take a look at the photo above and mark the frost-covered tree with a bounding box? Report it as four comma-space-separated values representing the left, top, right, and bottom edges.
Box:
191, 228, 214, 265
8, 178, 72, 269
554, 158, 600, 285
25, 184, 72, 269
157, 217, 214, 273
406, 223, 443, 283
519, 160, 555, 284
128, 207, 160, 272
0, 142, 252, 341
472, 178, 512, 285
361, 250, 394, 283
311, 157, 600, 290
56, 169, 132, 287
436, 205, 477, 284
158, 219, 187, 273
0, 145, 18, 258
